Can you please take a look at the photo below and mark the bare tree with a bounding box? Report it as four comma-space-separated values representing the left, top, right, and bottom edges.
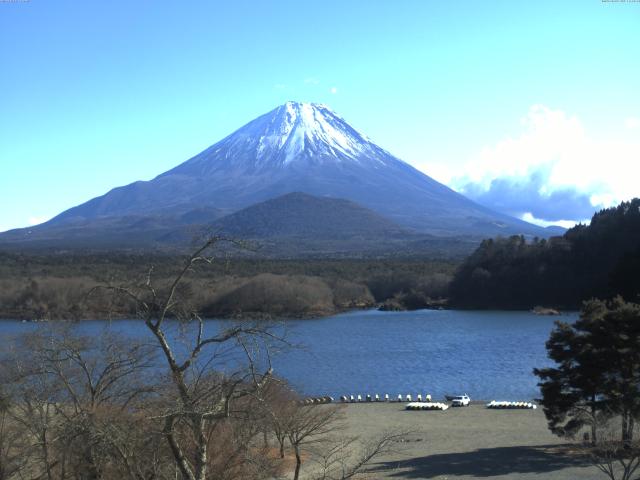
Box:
1, 355, 61, 480
583, 419, 640, 480
309, 430, 410, 480
286, 404, 346, 480
93, 236, 281, 480
1, 327, 160, 480
0, 390, 29, 480
1, 236, 406, 480
282, 400, 412, 480
259, 379, 299, 459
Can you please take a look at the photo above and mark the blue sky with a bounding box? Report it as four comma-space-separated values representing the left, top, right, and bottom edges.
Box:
1, 0, 639, 232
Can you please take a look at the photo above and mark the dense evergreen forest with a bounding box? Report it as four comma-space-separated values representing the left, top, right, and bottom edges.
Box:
449, 199, 640, 309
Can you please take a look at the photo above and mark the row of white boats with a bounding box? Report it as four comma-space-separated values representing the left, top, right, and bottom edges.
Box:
486, 400, 537, 409
406, 400, 538, 411
339, 394, 433, 403
301, 396, 334, 404
406, 402, 449, 411
299, 395, 538, 410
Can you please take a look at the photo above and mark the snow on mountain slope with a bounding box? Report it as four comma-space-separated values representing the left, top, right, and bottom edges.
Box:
165, 102, 392, 176
255, 102, 372, 163
37, 101, 548, 237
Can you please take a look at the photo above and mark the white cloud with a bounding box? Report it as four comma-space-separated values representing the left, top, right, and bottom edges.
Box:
28, 215, 49, 226
451, 105, 640, 211
274, 83, 287, 90
420, 161, 455, 185
304, 77, 320, 85
520, 213, 582, 229
330, 87, 338, 94
625, 117, 640, 129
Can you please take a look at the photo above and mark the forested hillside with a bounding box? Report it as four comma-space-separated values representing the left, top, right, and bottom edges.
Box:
449, 199, 640, 309
0, 254, 455, 320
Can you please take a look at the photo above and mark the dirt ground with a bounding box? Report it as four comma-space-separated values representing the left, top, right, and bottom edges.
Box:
340, 403, 605, 480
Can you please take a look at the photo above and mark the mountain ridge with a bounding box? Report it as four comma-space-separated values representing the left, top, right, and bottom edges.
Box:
2, 101, 555, 251
210, 192, 407, 238
0, 192, 479, 258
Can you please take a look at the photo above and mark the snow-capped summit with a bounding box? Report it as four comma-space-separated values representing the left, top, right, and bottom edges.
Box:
37, 102, 548, 238
166, 101, 393, 176
254, 101, 373, 164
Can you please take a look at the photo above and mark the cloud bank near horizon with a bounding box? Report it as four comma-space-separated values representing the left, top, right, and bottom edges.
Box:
446, 105, 639, 226
458, 166, 600, 226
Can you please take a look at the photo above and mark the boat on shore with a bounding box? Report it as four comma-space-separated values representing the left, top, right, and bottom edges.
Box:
531, 306, 560, 315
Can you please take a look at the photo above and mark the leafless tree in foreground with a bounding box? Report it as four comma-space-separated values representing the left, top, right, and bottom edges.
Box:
1, 327, 164, 480
0, 390, 28, 480
308, 430, 410, 480
0, 237, 413, 480
582, 419, 640, 480
279, 399, 411, 480
92, 236, 282, 480
258, 379, 299, 459
287, 403, 345, 480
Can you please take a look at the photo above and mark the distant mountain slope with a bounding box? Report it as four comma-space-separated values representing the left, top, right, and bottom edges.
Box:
19, 101, 549, 241
0, 208, 226, 250
157, 193, 479, 258
211, 192, 405, 238
0, 192, 477, 257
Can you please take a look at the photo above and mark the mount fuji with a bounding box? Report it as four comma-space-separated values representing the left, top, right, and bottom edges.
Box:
2, 101, 552, 251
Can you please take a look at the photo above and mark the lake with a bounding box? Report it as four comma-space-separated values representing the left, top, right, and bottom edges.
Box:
0, 309, 577, 401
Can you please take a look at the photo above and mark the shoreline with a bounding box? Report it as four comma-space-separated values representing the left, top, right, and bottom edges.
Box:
0, 305, 580, 322
338, 403, 601, 479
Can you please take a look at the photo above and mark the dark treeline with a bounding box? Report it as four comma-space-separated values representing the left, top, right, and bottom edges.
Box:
449, 199, 640, 309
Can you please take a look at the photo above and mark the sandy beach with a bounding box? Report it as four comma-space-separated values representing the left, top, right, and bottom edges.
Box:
339, 403, 603, 479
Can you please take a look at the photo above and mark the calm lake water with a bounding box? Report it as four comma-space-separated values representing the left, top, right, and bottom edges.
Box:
0, 309, 577, 401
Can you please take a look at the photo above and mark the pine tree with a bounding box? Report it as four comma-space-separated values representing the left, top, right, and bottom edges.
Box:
535, 298, 640, 444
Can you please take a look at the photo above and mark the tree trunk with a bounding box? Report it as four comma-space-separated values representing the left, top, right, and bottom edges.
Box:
41, 426, 54, 480
83, 446, 101, 480
622, 409, 631, 445
194, 417, 208, 480
279, 439, 285, 459
164, 418, 195, 480
60, 449, 67, 480
590, 399, 597, 445
293, 444, 302, 480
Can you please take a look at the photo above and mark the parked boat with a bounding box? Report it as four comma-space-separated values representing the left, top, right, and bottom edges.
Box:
406, 402, 449, 411
486, 400, 537, 409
